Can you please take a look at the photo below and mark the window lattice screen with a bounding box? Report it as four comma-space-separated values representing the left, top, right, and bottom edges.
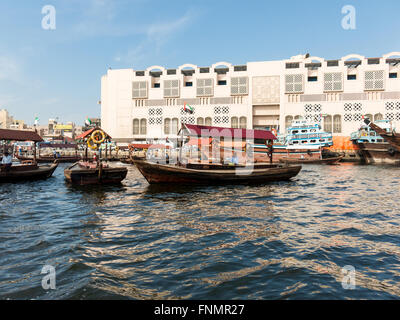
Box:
181, 116, 196, 125
231, 77, 248, 95
365, 70, 384, 90
164, 80, 180, 97
324, 72, 343, 91
285, 74, 303, 93
353, 113, 363, 122
385, 113, 395, 120
385, 102, 400, 111
132, 81, 148, 98
148, 108, 163, 116
196, 79, 213, 96
344, 114, 353, 122
304, 104, 322, 113
214, 106, 230, 114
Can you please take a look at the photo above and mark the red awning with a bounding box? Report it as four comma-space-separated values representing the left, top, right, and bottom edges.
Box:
184, 124, 277, 140
0, 129, 43, 142
129, 143, 152, 150
75, 127, 112, 141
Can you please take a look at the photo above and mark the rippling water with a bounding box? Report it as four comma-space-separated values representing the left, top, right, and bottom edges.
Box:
1, 163, 400, 299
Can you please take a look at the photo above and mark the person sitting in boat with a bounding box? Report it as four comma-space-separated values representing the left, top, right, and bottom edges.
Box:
1, 152, 12, 172
231, 152, 239, 165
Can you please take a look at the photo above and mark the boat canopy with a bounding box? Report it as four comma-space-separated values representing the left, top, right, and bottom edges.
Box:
0, 129, 43, 142
75, 127, 112, 141
129, 143, 170, 150
184, 124, 276, 140
38, 143, 78, 149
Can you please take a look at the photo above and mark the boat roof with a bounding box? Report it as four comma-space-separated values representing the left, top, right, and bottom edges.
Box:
75, 127, 112, 141
184, 124, 277, 140
129, 143, 170, 149
0, 129, 43, 142
38, 143, 78, 149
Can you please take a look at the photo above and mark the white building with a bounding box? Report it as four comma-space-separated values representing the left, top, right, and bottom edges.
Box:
101, 52, 400, 144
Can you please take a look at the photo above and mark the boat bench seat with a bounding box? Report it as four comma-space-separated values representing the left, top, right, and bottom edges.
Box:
9, 164, 39, 171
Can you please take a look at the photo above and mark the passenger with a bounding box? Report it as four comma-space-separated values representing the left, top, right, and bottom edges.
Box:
232, 152, 239, 165
1, 152, 13, 172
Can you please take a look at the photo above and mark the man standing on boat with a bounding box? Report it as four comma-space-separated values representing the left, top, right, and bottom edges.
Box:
1, 151, 12, 172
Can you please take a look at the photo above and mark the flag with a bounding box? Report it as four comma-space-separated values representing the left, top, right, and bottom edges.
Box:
34, 116, 39, 126
184, 102, 194, 114
85, 117, 92, 126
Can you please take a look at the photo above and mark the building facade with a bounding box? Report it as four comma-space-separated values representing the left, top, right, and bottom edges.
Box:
101, 52, 400, 144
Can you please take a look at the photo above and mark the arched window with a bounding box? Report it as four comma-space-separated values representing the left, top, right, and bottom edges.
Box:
205, 117, 212, 126
294, 115, 301, 120
285, 116, 293, 129
164, 118, 171, 135
374, 113, 383, 121
171, 118, 179, 135
133, 119, 140, 135
231, 117, 238, 128
140, 119, 147, 135
333, 115, 342, 133
324, 115, 332, 132
197, 117, 204, 125
239, 117, 247, 129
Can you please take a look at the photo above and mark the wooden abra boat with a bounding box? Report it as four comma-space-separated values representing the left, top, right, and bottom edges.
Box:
279, 155, 344, 165
0, 162, 58, 183
0, 128, 58, 183
351, 119, 400, 165
16, 155, 80, 163
133, 160, 301, 185
64, 161, 128, 185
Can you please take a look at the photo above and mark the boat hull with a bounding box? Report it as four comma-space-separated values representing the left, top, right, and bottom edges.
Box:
279, 156, 344, 165
0, 163, 58, 183
254, 147, 334, 163
355, 142, 400, 165
17, 155, 80, 163
64, 163, 128, 185
133, 160, 302, 185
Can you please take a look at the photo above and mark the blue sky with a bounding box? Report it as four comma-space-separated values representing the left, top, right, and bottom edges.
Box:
0, 0, 399, 126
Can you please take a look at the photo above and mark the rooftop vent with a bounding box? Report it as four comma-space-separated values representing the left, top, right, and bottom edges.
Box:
386, 58, 400, 66
327, 60, 339, 67
234, 65, 247, 72
305, 63, 322, 69
150, 71, 163, 77
286, 62, 300, 69
214, 67, 229, 74
344, 60, 362, 67
181, 69, 195, 76
368, 58, 380, 65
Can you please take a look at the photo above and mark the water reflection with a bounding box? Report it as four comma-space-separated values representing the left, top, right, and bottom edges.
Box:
1, 163, 400, 299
